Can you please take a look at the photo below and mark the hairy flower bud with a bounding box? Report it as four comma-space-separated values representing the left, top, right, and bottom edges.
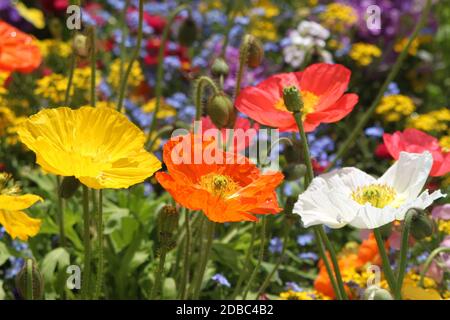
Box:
59, 176, 81, 199
206, 92, 236, 129
283, 86, 303, 113
16, 258, 44, 300
245, 35, 264, 68
72, 33, 90, 58
363, 285, 393, 300
283, 163, 306, 181
211, 58, 230, 77
158, 205, 179, 250
178, 17, 197, 46
410, 209, 434, 240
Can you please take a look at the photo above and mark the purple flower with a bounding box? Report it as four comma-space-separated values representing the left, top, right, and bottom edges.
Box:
211, 273, 231, 287
432, 204, 450, 220
297, 234, 314, 246
365, 126, 384, 138
269, 237, 283, 254
285, 282, 303, 292
299, 252, 319, 261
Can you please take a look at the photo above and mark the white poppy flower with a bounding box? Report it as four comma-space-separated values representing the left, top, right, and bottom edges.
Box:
293, 151, 446, 229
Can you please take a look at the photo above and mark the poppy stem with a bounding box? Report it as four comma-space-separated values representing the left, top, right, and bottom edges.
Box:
94, 190, 104, 299
193, 76, 220, 122
89, 26, 96, 108
146, 4, 192, 140
291, 104, 347, 300
234, 35, 251, 99
118, 0, 129, 100
150, 246, 168, 299
26, 258, 34, 300
192, 220, 216, 299
56, 177, 66, 247
373, 227, 397, 295
242, 217, 266, 299
326, 0, 432, 171
395, 209, 419, 299
116, 0, 144, 112
419, 247, 450, 288
81, 185, 92, 299
63, 54, 76, 107
178, 210, 192, 299
230, 222, 257, 299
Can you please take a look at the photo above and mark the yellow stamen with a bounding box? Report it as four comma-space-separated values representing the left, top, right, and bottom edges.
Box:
351, 183, 397, 209
199, 173, 239, 197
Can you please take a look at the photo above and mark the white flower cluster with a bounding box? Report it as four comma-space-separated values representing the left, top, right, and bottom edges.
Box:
283, 21, 332, 68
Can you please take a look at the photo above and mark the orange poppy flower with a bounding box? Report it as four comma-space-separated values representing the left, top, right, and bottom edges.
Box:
235, 63, 358, 132
155, 134, 284, 222
0, 21, 42, 73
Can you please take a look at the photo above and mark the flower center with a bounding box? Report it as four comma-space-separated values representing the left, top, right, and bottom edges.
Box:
351, 183, 397, 209
0, 173, 20, 195
274, 90, 318, 118
199, 173, 239, 197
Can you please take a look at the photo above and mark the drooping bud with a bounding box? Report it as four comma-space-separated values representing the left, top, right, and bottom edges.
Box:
363, 285, 393, 300
379, 222, 393, 240
410, 209, 434, 240
283, 163, 306, 181
16, 258, 44, 300
283, 86, 303, 113
72, 33, 90, 58
284, 139, 303, 164
211, 58, 230, 77
245, 35, 264, 68
59, 176, 81, 199
206, 92, 236, 129
158, 205, 179, 250
178, 16, 198, 46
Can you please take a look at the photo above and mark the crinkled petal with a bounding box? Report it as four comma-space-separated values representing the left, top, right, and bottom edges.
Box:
0, 210, 41, 241
0, 194, 43, 211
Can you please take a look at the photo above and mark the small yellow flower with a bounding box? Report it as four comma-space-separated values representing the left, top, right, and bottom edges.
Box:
376, 95, 416, 122
36, 39, 71, 58
0, 173, 42, 241
108, 59, 144, 90
440, 136, 450, 152
17, 106, 161, 189
0, 106, 15, 136
320, 3, 358, 33
142, 98, 177, 119
407, 108, 450, 133
394, 38, 420, 56
279, 290, 331, 300
349, 43, 382, 66
438, 220, 450, 234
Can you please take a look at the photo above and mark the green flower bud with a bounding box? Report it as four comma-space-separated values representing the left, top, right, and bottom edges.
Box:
283, 86, 303, 113
72, 33, 90, 58
158, 205, 179, 250
211, 58, 230, 77
178, 17, 197, 46
410, 209, 434, 240
16, 258, 44, 300
284, 139, 303, 164
363, 285, 393, 300
59, 176, 81, 199
206, 92, 236, 129
283, 163, 306, 181
246, 35, 264, 68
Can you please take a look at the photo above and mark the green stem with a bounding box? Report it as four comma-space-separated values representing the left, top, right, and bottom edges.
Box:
118, 0, 129, 99
146, 4, 191, 138
373, 228, 396, 295
231, 222, 257, 299
64, 54, 76, 106
56, 177, 66, 247
89, 27, 96, 108
116, 0, 144, 112
26, 259, 33, 300
317, 227, 348, 300
313, 227, 342, 300
179, 210, 192, 299
242, 217, 266, 300
255, 221, 290, 299
192, 220, 215, 299
292, 110, 346, 300
395, 209, 418, 299
234, 35, 251, 98
150, 247, 168, 299
194, 76, 220, 122
419, 247, 450, 288
94, 190, 104, 299
81, 185, 91, 299
326, 0, 432, 171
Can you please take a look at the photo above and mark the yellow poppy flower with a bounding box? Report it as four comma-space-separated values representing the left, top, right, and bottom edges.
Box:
17, 106, 162, 189
0, 194, 42, 241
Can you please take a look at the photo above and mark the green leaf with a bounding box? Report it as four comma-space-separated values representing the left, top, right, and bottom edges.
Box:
0, 280, 5, 300
40, 248, 70, 283
0, 241, 10, 266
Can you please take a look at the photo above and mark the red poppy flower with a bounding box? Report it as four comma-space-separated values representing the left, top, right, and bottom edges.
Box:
383, 128, 450, 177
235, 63, 358, 132
0, 21, 42, 73
156, 134, 283, 223
374, 143, 391, 159
200, 116, 260, 152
